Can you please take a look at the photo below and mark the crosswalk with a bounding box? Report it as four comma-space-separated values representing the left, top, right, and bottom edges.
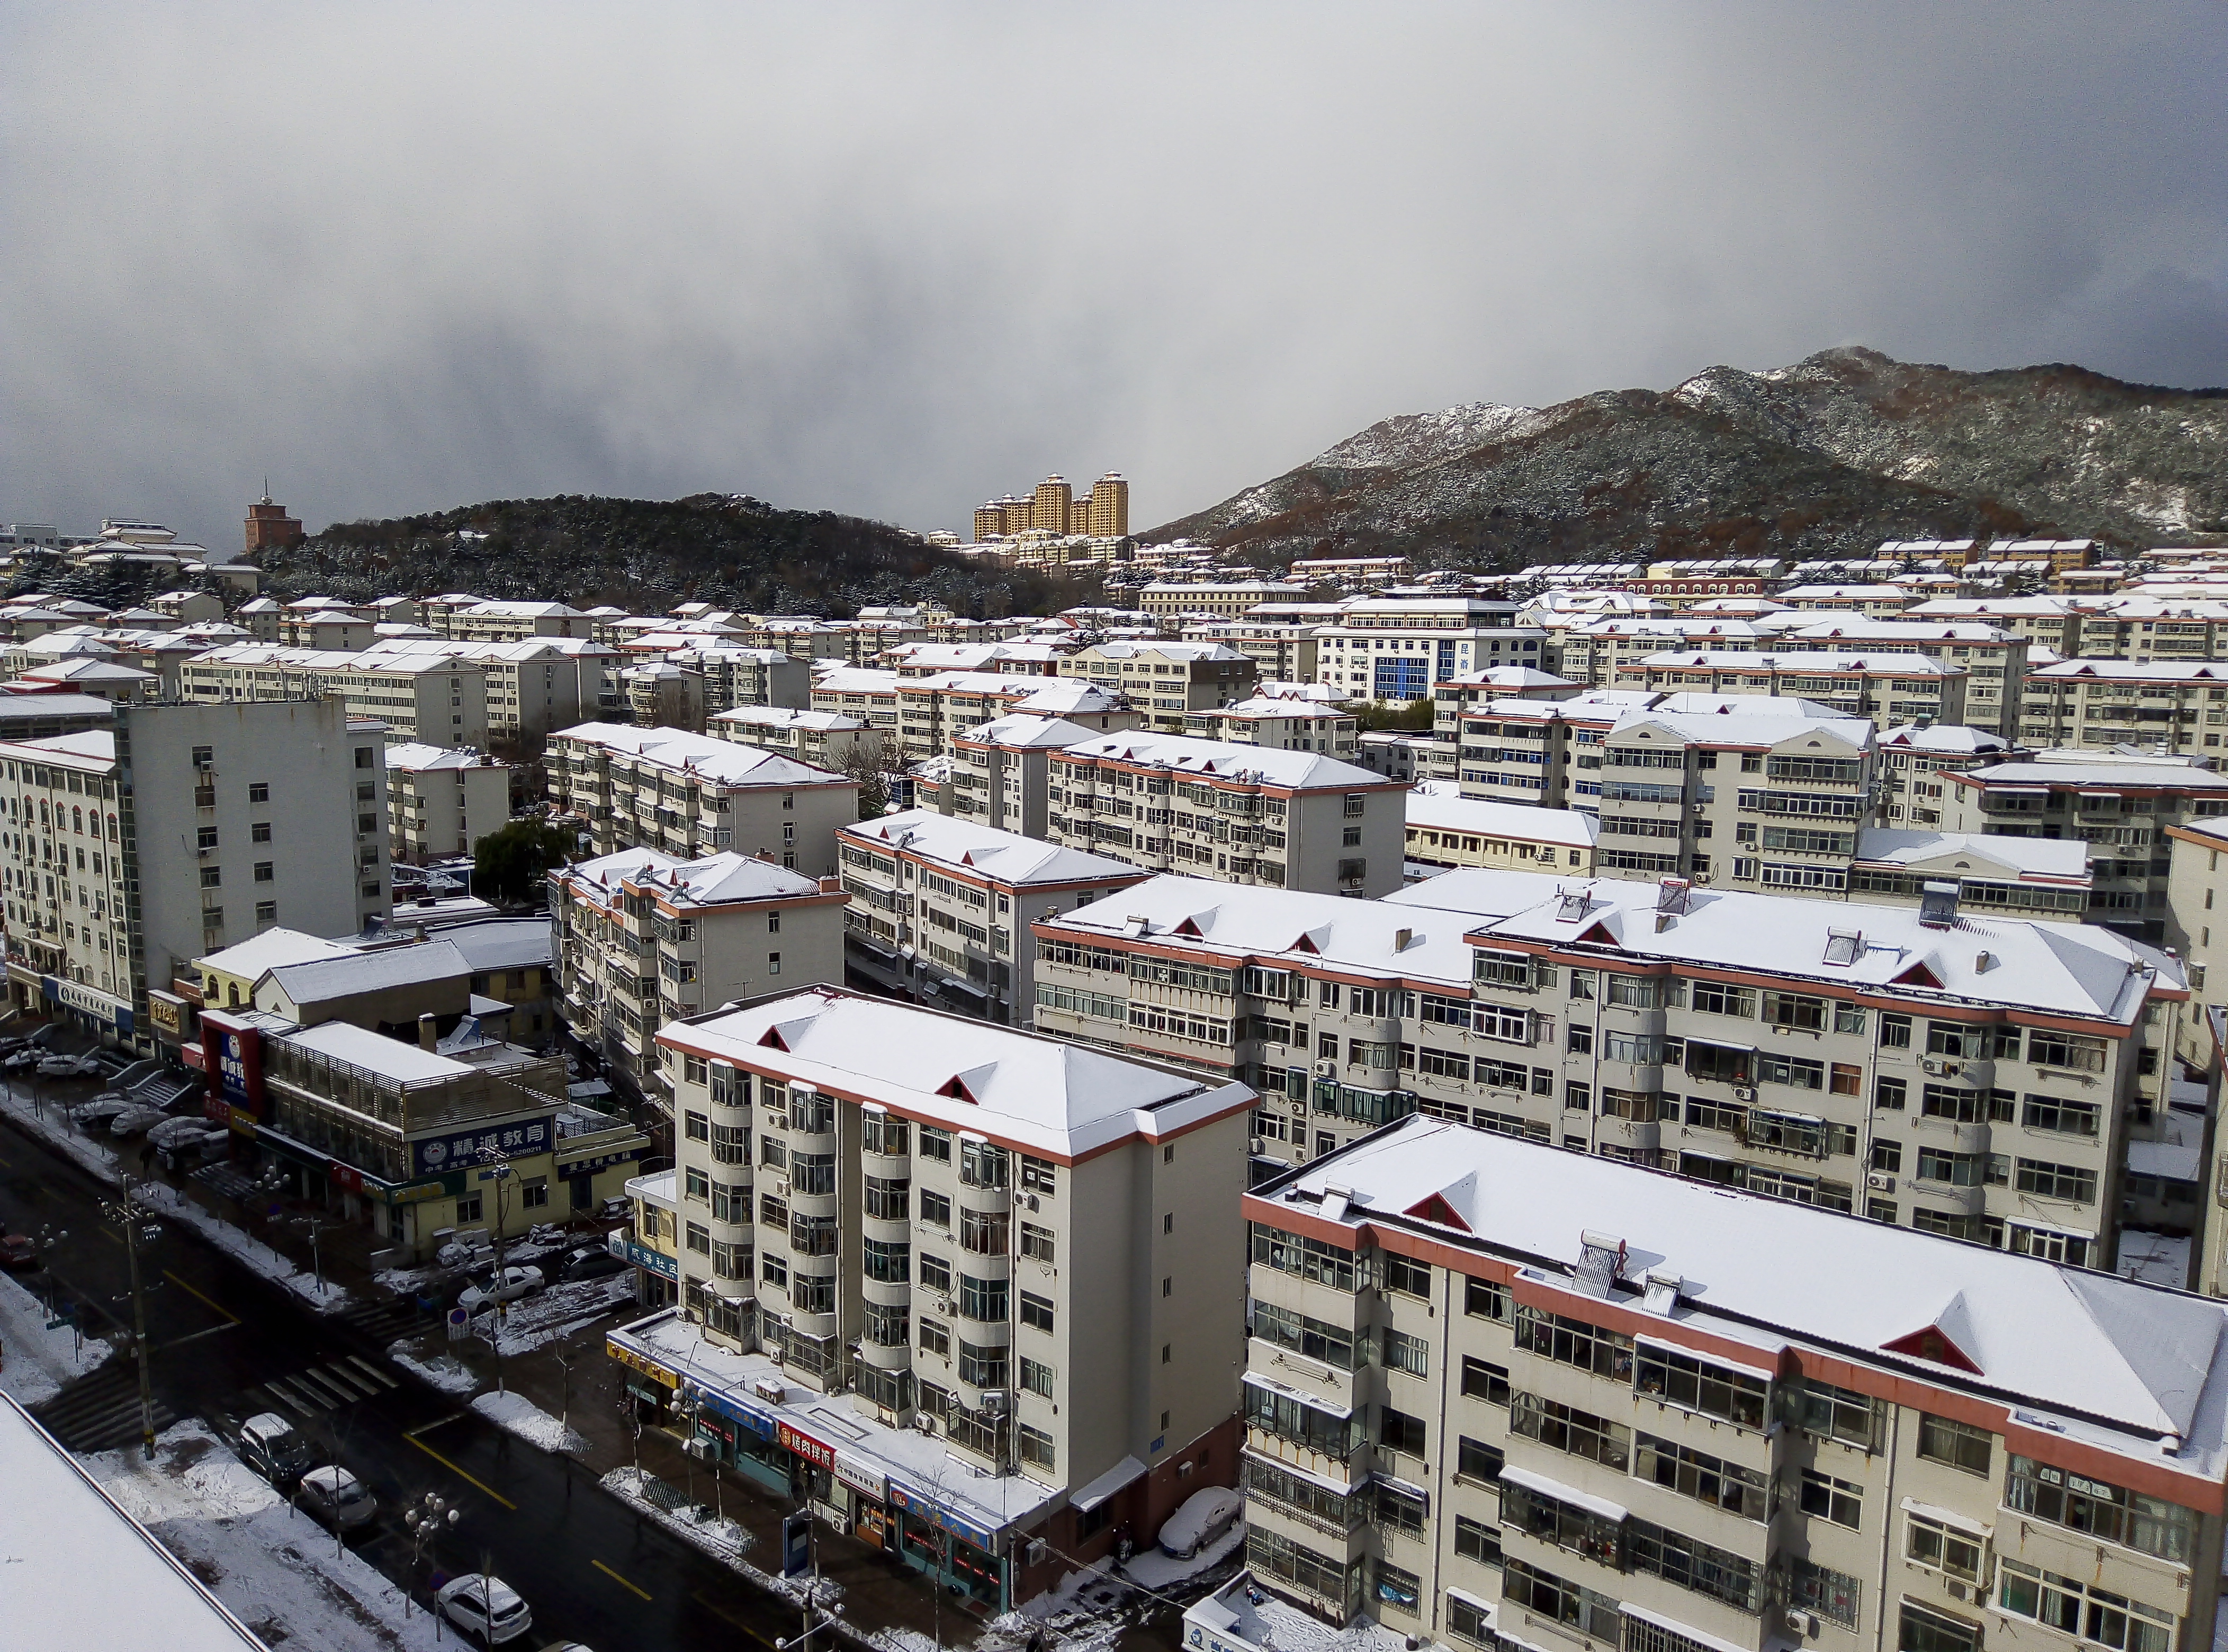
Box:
32, 1361, 177, 1452
251, 1353, 398, 1420
331, 1296, 434, 1345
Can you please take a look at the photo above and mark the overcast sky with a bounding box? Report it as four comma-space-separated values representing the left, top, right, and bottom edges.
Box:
3, 4, 2223, 550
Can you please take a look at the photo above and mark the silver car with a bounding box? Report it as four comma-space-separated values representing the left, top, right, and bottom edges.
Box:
297, 1465, 376, 1530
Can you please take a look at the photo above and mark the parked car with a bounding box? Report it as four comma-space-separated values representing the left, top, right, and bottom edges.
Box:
457, 1265, 545, 1313
296, 1465, 376, 1530
108, 1106, 170, 1139
237, 1413, 317, 1488
38, 1053, 102, 1078
158, 1128, 231, 1173
435, 1575, 533, 1644
148, 1115, 216, 1148
0, 1234, 39, 1271
1156, 1485, 1243, 1559
4, 1048, 42, 1072
69, 1099, 131, 1129
556, 1244, 626, 1282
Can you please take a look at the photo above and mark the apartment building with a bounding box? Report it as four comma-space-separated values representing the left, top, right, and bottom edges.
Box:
710, 707, 881, 770
1942, 754, 2228, 942
2161, 816, 2228, 1065
1058, 642, 1258, 734
443, 600, 590, 642
1185, 697, 1359, 757
552, 846, 846, 1099
0, 699, 391, 1052
2020, 661, 2228, 757
1408, 783, 1597, 875
1044, 732, 1407, 898
621, 661, 708, 731
660, 644, 811, 713
1845, 830, 2090, 922
442, 639, 623, 742
2065, 599, 2228, 662
1875, 725, 2015, 829
612, 986, 1252, 1610
180, 643, 493, 748
1906, 596, 2087, 654
1615, 653, 1970, 732
884, 642, 1070, 678
1317, 599, 1545, 704
1776, 583, 1920, 616
942, 714, 1106, 837
1178, 620, 1323, 686
1138, 581, 1311, 621
1550, 619, 1771, 686
973, 470, 1130, 540
383, 742, 509, 865
835, 810, 1142, 1024
275, 599, 375, 650
1358, 732, 1436, 783
1427, 668, 1588, 779
1214, 1116, 2228, 1652
545, 724, 856, 874
1756, 620, 2029, 737
812, 668, 1136, 762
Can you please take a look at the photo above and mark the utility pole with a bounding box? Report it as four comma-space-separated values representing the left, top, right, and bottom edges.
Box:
104, 1177, 157, 1460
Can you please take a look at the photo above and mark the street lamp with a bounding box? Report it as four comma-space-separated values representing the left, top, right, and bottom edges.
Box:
404, 1492, 462, 1617
474, 1144, 517, 1395
96, 1179, 159, 1460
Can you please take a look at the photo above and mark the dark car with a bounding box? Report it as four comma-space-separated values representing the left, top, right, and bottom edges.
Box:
0, 1235, 38, 1271
556, 1244, 626, 1282
238, 1412, 317, 1489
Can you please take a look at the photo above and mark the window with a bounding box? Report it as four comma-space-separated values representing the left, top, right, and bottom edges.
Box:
1906, 1512, 1984, 1582
1899, 1603, 1981, 1652
1916, 1414, 1992, 1476
1382, 1328, 1428, 1376
1019, 1153, 1057, 1193
1624, 1515, 1762, 1611
1452, 1516, 1502, 1569
1251, 1303, 1356, 1369
919, 1189, 951, 1228
1019, 1291, 1054, 1333
1634, 1343, 1767, 1426
684, 1111, 709, 1141
1511, 1393, 1630, 1470
251, 822, 272, 842
1459, 1357, 1509, 1405
1457, 1435, 1504, 1482
1875, 1076, 1907, 1110
1378, 1406, 1426, 1456
1464, 1276, 1509, 1321
1513, 1305, 1633, 1380
199, 866, 221, 888
2004, 1455, 2195, 1563
2016, 1157, 2098, 1203
918, 1317, 950, 1358
919, 1126, 953, 1162
1635, 1434, 1767, 1520
1502, 1559, 1621, 1643
1795, 1378, 1880, 1450
1247, 1381, 1359, 1462
1788, 1559, 1862, 1631
254, 902, 276, 923
1018, 1424, 1055, 1471
1382, 1254, 1431, 1297
1998, 1561, 2174, 1652
1801, 1468, 1863, 1528
686, 1221, 711, 1255
253, 862, 273, 883
248, 783, 268, 803
1018, 1222, 1054, 1263
685, 1166, 709, 1202
918, 1254, 952, 1293
1020, 1355, 1054, 1397
2022, 1094, 2101, 1137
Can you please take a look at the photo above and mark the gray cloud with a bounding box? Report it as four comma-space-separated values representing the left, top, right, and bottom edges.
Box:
2, 3, 2223, 552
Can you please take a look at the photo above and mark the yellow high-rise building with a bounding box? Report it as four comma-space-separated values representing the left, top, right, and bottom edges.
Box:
1032, 475, 1073, 536
973, 472, 1128, 542
1086, 472, 1128, 538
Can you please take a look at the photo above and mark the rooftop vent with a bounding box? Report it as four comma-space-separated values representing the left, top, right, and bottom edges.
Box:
1822, 928, 1863, 967
1574, 1229, 1627, 1299
1917, 880, 1961, 929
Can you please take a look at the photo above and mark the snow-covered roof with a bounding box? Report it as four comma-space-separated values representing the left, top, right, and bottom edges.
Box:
1435, 666, 1579, 689
1635, 650, 1964, 676
1472, 875, 2174, 1025
664, 987, 1245, 1155
198, 927, 355, 980
1407, 783, 1598, 847
845, 809, 1143, 888
2033, 660, 2228, 683
955, 713, 1104, 751
275, 1018, 475, 1083
548, 723, 845, 788
813, 667, 904, 694
262, 939, 473, 1004
1852, 829, 2089, 882
1956, 760, 2228, 793
1265, 1116, 2228, 1467
712, 706, 865, 733
1609, 704, 1874, 750
1056, 730, 1385, 789
0, 728, 116, 768
1074, 640, 1249, 662
390, 916, 552, 974
459, 600, 586, 619
1878, 723, 2012, 753
383, 741, 490, 773
1011, 678, 1129, 715
1767, 617, 2020, 644
1215, 696, 1354, 720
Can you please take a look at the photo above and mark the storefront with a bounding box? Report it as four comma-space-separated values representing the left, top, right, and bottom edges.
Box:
887, 1478, 1009, 1611
609, 1340, 678, 1422
43, 975, 134, 1044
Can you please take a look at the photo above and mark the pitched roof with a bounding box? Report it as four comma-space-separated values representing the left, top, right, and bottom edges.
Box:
845, 810, 1142, 887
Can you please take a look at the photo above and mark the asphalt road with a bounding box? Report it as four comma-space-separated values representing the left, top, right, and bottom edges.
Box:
0, 1106, 831, 1651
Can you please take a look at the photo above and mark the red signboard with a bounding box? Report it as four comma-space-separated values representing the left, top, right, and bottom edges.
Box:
330, 1164, 363, 1193
776, 1421, 838, 1473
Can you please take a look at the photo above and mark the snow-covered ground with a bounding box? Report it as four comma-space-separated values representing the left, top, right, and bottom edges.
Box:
84, 1418, 448, 1651
473, 1387, 587, 1454
0, 1267, 113, 1404
1119, 1520, 1246, 1593
2120, 1229, 2194, 1288
482, 1271, 635, 1354
388, 1343, 480, 1395
600, 1464, 851, 1613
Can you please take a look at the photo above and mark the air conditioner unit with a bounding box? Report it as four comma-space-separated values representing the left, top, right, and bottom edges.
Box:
916, 1412, 938, 1434
1315, 1059, 1338, 1077
1251, 1137, 1265, 1154
1785, 1611, 1820, 1637
687, 1437, 714, 1460
1866, 1172, 1894, 1192
981, 1391, 1009, 1415
1944, 1582, 1970, 1604
939, 1298, 956, 1316
752, 1377, 787, 1404
1732, 1085, 1756, 1102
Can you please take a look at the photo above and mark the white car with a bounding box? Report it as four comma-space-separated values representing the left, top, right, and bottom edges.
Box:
109, 1106, 171, 1138
457, 1265, 544, 1313
435, 1574, 533, 1644
38, 1053, 101, 1078
1156, 1484, 1243, 1559
70, 1098, 131, 1128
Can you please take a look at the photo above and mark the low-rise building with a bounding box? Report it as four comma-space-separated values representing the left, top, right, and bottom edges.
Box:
1220, 1115, 2228, 1652
1044, 731, 1407, 897
2162, 815, 2228, 1065
1874, 723, 2015, 829
1138, 579, 1310, 620
1406, 782, 1596, 875
383, 741, 509, 865
1058, 642, 1257, 735
1316, 598, 1544, 704
1176, 620, 1323, 685
621, 661, 708, 731
941, 713, 1104, 837
834, 809, 1142, 1025
1185, 696, 1358, 757
1356, 731, 1435, 782
444, 600, 591, 642
1616, 651, 1970, 731
545, 723, 856, 875
552, 846, 847, 1102
616, 986, 1254, 1610
711, 707, 881, 771
2020, 660, 2228, 757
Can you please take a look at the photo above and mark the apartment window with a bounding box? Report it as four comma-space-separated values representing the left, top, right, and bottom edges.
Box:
1464, 1276, 1509, 1321
1460, 1358, 1510, 1405
1019, 1291, 1054, 1333
1905, 1512, 1984, 1582
919, 1189, 951, 1228
196, 827, 219, 850
684, 1111, 709, 1142
1916, 1414, 1993, 1476
2004, 1455, 2195, 1563
1019, 1153, 1057, 1193
1457, 1435, 1504, 1482
191, 746, 213, 769
1018, 1425, 1055, 1471
685, 1166, 709, 1202
917, 1317, 950, 1358
685, 1222, 711, 1255
1382, 1253, 1431, 1297
1899, 1603, 1981, 1652
251, 822, 272, 842
918, 1253, 953, 1294
1378, 1406, 1426, 1456
768, 951, 781, 975
1634, 1434, 1767, 1520
199, 867, 221, 888
918, 1126, 953, 1163
248, 783, 269, 803
1343, 794, 1364, 817
254, 902, 276, 924
1381, 1328, 1429, 1377
1801, 1468, 1863, 1528
1452, 1516, 1501, 1568
1789, 1559, 1862, 1631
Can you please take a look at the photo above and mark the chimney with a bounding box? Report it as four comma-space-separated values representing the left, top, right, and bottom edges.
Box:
418, 1013, 438, 1052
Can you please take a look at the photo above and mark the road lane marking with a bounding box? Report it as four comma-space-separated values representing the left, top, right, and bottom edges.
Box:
401, 1432, 518, 1511
344, 1354, 398, 1388
691, 1592, 778, 1646
100, 1227, 122, 1246
156, 1322, 238, 1352
163, 1270, 242, 1325
593, 1559, 652, 1601
410, 1411, 466, 1435
297, 1366, 360, 1404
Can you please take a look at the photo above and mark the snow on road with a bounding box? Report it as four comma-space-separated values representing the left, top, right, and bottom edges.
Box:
473, 1387, 588, 1454
0, 1268, 114, 1404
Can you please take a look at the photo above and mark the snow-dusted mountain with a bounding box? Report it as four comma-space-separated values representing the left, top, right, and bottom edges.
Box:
1149, 347, 2228, 565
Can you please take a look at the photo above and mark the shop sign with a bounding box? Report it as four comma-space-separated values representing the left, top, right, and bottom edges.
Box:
887, 1480, 998, 1551
833, 1453, 887, 1504
226, 1104, 258, 1137
389, 1181, 447, 1205
777, 1421, 838, 1473
329, 1163, 364, 1193
410, 1116, 552, 1177
148, 991, 186, 1036
558, 1145, 644, 1175
606, 1342, 678, 1388
44, 975, 134, 1032
690, 1384, 777, 1441
622, 1238, 679, 1281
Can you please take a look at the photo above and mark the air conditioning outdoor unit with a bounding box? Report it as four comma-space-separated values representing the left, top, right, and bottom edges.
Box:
1785, 1611, 1820, 1637
1866, 1172, 1894, 1192
1251, 1137, 1265, 1154
1315, 1059, 1338, 1077
981, 1391, 1009, 1415
939, 1298, 956, 1315
916, 1412, 937, 1434
1732, 1085, 1756, 1102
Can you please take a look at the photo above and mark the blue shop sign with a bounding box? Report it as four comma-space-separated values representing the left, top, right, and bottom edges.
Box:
886, 1478, 998, 1550
623, 1238, 680, 1281
45, 976, 133, 1033
411, 1117, 552, 1177
688, 1381, 777, 1441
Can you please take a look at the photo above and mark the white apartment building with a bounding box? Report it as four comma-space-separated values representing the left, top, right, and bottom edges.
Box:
943, 714, 1106, 838
179, 643, 492, 747
0, 699, 391, 1051
552, 846, 846, 1100
1216, 1116, 2228, 1652
545, 724, 856, 874
1185, 696, 1359, 757
383, 742, 509, 865
443, 600, 590, 642
834, 809, 1142, 1025
1754, 619, 2029, 737
1044, 731, 1408, 898
1031, 868, 2180, 1266
1548, 618, 1770, 690
2020, 661, 2228, 758
1844, 830, 2091, 923
1058, 642, 1259, 734
813, 668, 1137, 763
711, 707, 881, 770
1875, 724, 2016, 829
661, 645, 811, 712
1615, 653, 1971, 732
1316, 599, 1545, 705
1178, 620, 1323, 686
611, 987, 1255, 1609
1138, 579, 1310, 620
1407, 783, 1597, 875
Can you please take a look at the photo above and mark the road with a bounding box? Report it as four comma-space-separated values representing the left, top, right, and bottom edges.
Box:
0, 1107, 832, 1651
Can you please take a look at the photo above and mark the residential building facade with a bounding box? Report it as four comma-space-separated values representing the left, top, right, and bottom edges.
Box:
383, 741, 509, 865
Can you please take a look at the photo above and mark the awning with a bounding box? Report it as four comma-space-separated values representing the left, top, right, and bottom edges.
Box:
1990, 786, 2050, 797
2128, 1140, 2202, 1182
1497, 1464, 1629, 1523
1620, 1603, 1755, 1652
1900, 1497, 1991, 1539
1636, 1334, 1781, 1381
1245, 1372, 1354, 1419
1071, 1455, 1146, 1513
1444, 1589, 1497, 1627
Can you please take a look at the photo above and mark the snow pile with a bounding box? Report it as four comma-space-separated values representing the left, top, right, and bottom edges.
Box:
388, 1344, 480, 1395
131, 1179, 355, 1313
1118, 1520, 1246, 1593
0, 1269, 115, 1404
472, 1388, 587, 1455
601, 1465, 755, 1565
483, 1272, 635, 1355
85, 1419, 449, 1651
